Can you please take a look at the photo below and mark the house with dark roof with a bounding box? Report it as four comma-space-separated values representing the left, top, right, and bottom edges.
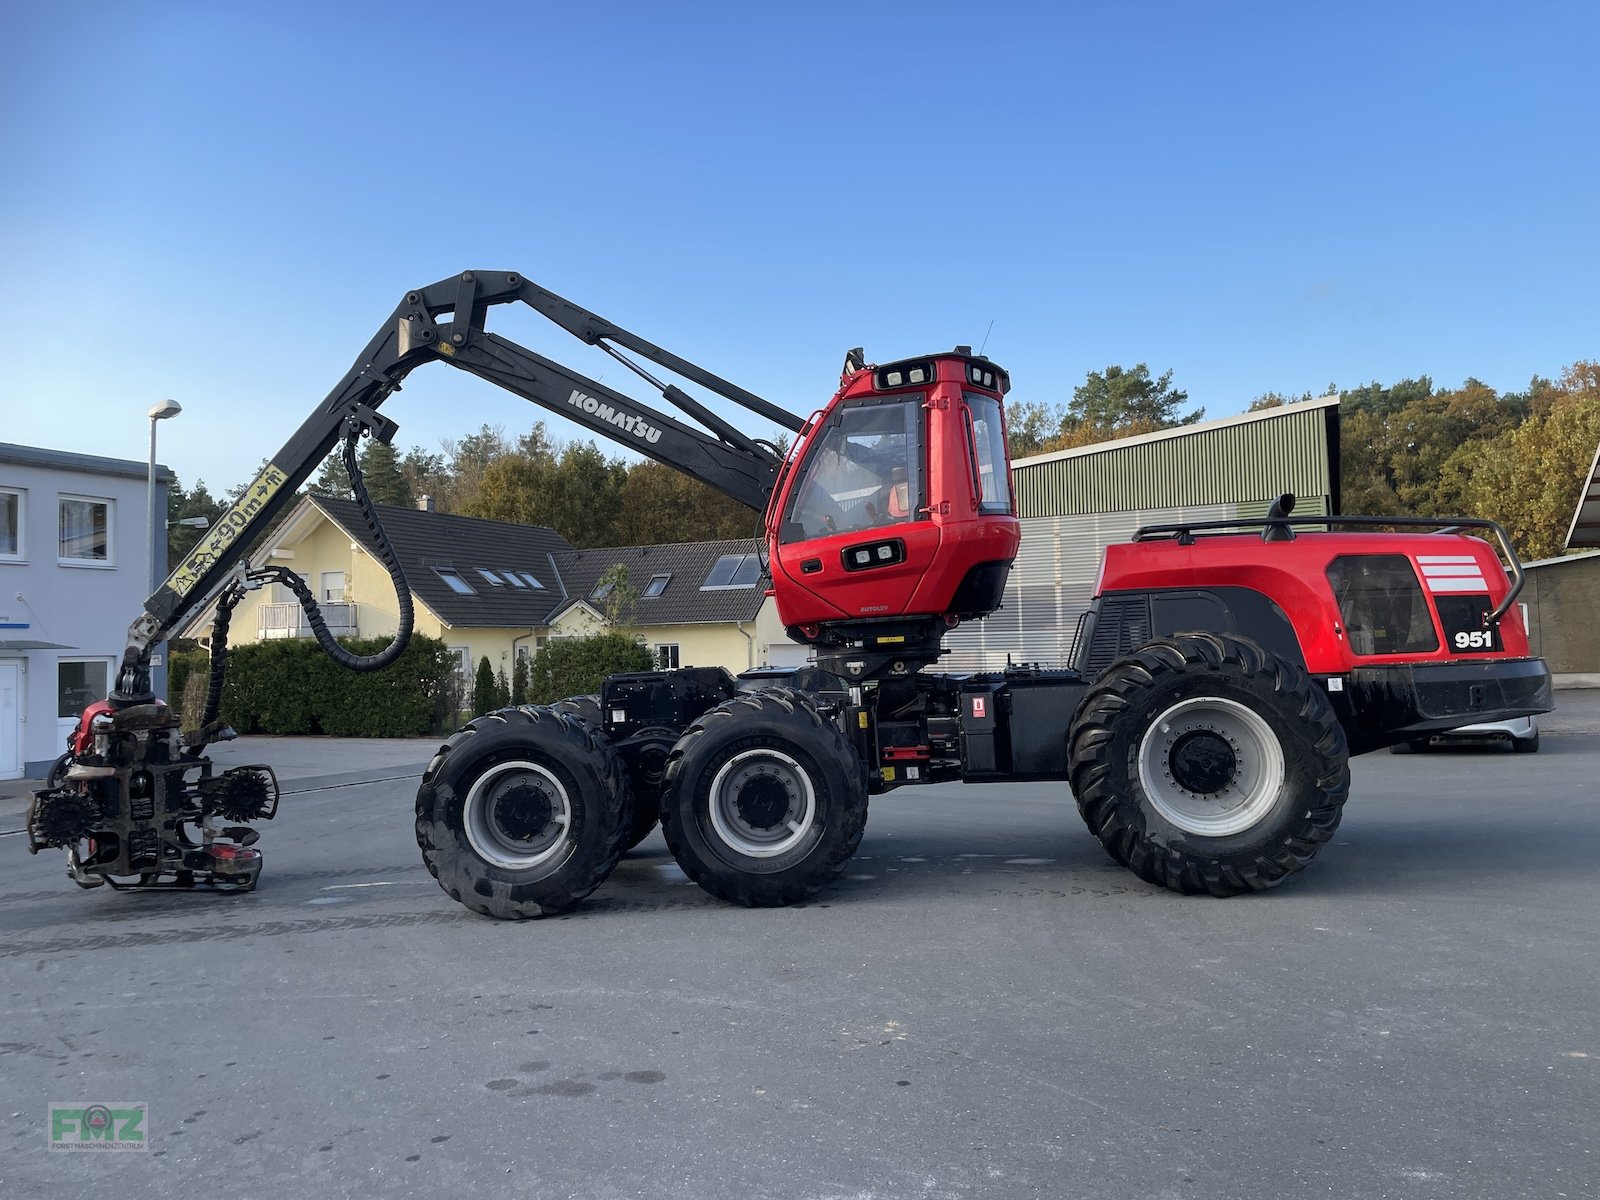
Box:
176, 494, 809, 691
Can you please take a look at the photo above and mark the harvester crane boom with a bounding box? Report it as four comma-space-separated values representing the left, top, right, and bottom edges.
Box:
118, 271, 803, 701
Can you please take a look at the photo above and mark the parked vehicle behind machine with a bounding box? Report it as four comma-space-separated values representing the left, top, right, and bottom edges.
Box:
28, 272, 1553, 910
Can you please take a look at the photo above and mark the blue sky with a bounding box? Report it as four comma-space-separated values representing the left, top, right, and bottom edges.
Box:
3, 2, 1596, 498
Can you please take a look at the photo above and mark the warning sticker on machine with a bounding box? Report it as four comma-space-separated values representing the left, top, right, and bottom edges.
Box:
164, 462, 289, 597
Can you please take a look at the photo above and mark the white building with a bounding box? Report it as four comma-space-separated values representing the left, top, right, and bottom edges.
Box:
0, 444, 172, 779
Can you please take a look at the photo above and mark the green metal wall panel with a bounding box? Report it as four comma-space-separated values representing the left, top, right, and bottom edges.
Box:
1012, 406, 1332, 518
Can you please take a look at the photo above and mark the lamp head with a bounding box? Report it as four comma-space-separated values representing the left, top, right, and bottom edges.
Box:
148, 398, 182, 421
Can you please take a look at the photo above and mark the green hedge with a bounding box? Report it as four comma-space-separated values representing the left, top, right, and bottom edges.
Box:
527, 633, 654, 705
210, 634, 457, 737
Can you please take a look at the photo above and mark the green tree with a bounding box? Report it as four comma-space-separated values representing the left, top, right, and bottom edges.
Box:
1456, 363, 1600, 559
595, 562, 638, 628
472, 655, 497, 717
354, 439, 413, 507
614, 461, 759, 543
311, 446, 353, 498
494, 665, 511, 709
1067, 364, 1201, 433
1004, 400, 1073, 458
441, 423, 514, 512
511, 653, 529, 705
400, 447, 451, 510
165, 478, 227, 570
527, 633, 653, 705
545, 442, 627, 547
463, 424, 558, 527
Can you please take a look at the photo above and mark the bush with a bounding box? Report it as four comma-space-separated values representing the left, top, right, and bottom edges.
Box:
472, 655, 497, 717
511, 654, 529, 705
167, 648, 212, 725
528, 633, 653, 704
217, 633, 457, 737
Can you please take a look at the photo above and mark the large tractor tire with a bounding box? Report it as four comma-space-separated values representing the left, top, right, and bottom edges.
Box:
415, 705, 632, 919
660, 688, 867, 907
551, 694, 660, 850
1068, 632, 1349, 897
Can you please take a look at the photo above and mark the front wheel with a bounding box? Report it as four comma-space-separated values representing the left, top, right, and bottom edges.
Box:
415, 706, 631, 919
661, 688, 866, 907
1068, 633, 1349, 896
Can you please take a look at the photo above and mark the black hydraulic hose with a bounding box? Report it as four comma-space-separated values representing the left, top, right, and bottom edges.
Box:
202, 584, 244, 730
256, 430, 414, 672
185, 431, 414, 755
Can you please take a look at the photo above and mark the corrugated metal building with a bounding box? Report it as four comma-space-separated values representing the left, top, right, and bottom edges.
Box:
941, 396, 1340, 671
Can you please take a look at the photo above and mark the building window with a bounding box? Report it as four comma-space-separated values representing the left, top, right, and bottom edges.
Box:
476, 569, 505, 586
436, 568, 476, 595
518, 572, 546, 590
57, 658, 110, 718
449, 646, 471, 686
643, 573, 671, 598
271, 574, 307, 605
0, 487, 22, 560
320, 571, 346, 602
654, 643, 681, 670
59, 495, 112, 565
701, 553, 762, 590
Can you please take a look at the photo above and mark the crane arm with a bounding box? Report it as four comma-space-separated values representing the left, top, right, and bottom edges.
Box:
116, 271, 801, 700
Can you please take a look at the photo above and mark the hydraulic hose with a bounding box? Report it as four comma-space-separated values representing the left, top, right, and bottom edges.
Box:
257, 429, 414, 672
188, 429, 415, 754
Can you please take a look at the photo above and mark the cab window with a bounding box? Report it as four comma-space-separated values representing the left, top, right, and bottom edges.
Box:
965, 393, 1012, 515
1325, 555, 1439, 655
781, 398, 923, 543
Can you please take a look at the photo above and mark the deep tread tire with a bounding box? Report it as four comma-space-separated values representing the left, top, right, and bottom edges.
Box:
414, 705, 631, 919
1068, 632, 1350, 897
552, 694, 659, 850
660, 687, 867, 907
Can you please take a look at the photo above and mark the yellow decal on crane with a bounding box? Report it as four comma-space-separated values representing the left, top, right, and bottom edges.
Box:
164, 462, 290, 597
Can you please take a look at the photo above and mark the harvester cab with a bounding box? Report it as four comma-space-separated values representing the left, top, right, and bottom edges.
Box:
765, 348, 1020, 682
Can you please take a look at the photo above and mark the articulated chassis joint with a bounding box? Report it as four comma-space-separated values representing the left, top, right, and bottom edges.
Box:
27, 704, 280, 894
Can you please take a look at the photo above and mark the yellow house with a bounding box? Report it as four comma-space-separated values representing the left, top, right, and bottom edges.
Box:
178, 495, 810, 688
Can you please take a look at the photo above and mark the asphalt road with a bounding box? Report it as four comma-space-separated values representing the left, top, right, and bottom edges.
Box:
3, 718, 1597, 1199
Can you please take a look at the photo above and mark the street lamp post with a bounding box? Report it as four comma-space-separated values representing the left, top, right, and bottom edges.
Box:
146, 399, 182, 593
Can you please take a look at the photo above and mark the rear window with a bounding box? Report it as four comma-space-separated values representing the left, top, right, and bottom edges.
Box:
1326, 555, 1439, 655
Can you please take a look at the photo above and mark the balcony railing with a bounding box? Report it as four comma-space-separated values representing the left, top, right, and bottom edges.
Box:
259, 602, 358, 640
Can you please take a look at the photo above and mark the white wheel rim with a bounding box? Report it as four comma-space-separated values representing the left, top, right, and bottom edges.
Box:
707, 749, 817, 859
463, 760, 574, 870
1137, 696, 1285, 837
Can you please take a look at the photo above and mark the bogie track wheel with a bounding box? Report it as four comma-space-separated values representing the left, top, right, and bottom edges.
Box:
661, 688, 866, 907
415, 706, 632, 919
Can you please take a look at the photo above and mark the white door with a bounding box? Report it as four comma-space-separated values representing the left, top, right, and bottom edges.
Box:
0, 661, 20, 779
763, 642, 814, 668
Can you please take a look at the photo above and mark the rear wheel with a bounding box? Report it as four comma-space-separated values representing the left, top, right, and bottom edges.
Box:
661, 688, 866, 907
551, 694, 660, 849
415, 706, 631, 919
1068, 632, 1349, 896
